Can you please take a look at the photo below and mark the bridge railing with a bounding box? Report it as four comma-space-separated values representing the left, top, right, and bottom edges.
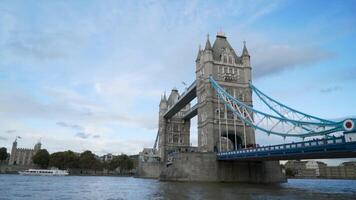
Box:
217, 136, 346, 156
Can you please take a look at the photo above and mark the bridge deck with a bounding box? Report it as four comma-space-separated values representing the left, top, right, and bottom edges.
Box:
164, 81, 196, 119
217, 137, 356, 161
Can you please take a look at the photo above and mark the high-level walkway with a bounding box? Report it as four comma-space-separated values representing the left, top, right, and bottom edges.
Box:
163, 81, 196, 119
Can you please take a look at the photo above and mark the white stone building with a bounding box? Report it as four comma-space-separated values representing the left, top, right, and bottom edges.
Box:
9, 139, 41, 166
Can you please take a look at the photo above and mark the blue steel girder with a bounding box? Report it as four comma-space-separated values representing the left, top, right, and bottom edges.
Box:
164, 81, 197, 119
217, 136, 356, 161
249, 82, 334, 124
209, 76, 353, 138
153, 130, 159, 152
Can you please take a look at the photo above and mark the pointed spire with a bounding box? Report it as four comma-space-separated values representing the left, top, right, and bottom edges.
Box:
160, 92, 167, 102
242, 40, 249, 57
204, 33, 212, 50
196, 45, 202, 62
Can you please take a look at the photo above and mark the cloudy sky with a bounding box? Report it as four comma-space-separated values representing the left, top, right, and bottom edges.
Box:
0, 0, 356, 164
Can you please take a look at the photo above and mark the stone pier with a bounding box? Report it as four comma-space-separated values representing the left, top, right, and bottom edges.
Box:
159, 152, 285, 183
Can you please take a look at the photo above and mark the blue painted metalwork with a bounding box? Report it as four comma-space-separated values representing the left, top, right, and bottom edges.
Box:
217, 136, 356, 161
209, 76, 355, 138
249, 81, 334, 124
153, 130, 159, 153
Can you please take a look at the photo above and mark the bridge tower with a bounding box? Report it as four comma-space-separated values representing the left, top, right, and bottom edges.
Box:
196, 32, 255, 152
158, 89, 191, 161
139, 32, 285, 183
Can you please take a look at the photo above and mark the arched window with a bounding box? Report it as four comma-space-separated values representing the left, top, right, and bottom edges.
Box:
223, 56, 227, 63
228, 56, 232, 64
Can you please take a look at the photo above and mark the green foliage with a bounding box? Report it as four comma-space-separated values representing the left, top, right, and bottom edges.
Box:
0, 147, 7, 161
49, 150, 79, 169
79, 150, 99, 170
47, 149, 133, 173
33, 149, 50, 168
109, 154, 134, 172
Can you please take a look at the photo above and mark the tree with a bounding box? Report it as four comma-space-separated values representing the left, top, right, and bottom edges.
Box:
79, 150, 97, 169
108, 154, 134, 173
33, 149, 50, 168
49, 151, 79, 169
0, 147, 7, 161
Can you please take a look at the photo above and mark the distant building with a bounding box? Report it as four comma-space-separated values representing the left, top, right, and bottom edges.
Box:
319, 162, 356, 179
285, 160, 356, 179
9, 138, 41, 166
285, 160, 326, 178
100, 153, 114, 162
305, 161, 320, 176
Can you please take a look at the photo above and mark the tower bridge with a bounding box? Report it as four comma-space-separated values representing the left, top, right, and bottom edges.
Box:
138, 32, 356, 183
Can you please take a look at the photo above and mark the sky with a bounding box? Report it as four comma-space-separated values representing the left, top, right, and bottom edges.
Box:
0, 0, 356, 165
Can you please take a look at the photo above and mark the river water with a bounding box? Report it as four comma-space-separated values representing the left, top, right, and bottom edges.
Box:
0, 175, 355, 200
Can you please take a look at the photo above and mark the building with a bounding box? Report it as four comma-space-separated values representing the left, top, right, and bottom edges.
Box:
285, 160, 356, 179
137, 32, 285, 183
100, 153, 114, 162
305, 161, 320, 176
158, 88, 191, 161
8, 138, 41, 166
195, 33, 255, 153
319, 162, 356, 179
285, 160, 326, 177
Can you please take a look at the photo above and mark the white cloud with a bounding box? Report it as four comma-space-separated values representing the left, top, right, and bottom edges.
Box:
0, 0, 352, 157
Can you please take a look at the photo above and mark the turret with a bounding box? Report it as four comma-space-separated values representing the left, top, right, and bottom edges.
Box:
195, 45, 202, 63
241, 41, 252, 83
159, 93, 168, 116
241, 41, 250, 67
9, 138, 18, 165
34, 141, 41, 152
167, 88, 179, 108
203, 34, 213, 62
12, 138, 17, 150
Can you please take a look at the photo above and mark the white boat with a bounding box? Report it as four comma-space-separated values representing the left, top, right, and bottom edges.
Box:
19, 168, 69, 176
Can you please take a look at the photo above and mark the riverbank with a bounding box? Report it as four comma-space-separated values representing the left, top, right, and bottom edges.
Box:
0, 164, 134, 176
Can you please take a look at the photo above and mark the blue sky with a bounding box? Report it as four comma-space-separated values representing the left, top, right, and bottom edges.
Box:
0, 0, 356, 164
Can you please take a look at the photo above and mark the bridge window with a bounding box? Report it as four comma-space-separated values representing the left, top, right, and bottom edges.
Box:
297, 143, 302, 147
304, 143, 310, 147
327, 140, 334, 144
173, 124, 178, 132
311, 142, 317, 146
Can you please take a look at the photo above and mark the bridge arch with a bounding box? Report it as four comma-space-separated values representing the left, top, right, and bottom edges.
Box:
220, 130, 243, 151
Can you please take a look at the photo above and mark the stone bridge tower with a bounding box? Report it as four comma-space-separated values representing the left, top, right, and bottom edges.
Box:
195, 32, 255, 152
158, 89, 191, 161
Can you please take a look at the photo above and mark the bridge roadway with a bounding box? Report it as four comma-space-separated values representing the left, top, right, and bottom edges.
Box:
164, 81, 197, 119
217, 136, 356, 161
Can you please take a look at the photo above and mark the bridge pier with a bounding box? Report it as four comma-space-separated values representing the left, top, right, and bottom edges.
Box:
159, 152, 286, 183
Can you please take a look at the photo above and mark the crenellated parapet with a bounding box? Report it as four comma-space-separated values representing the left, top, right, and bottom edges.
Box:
9, 139, 41, 166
